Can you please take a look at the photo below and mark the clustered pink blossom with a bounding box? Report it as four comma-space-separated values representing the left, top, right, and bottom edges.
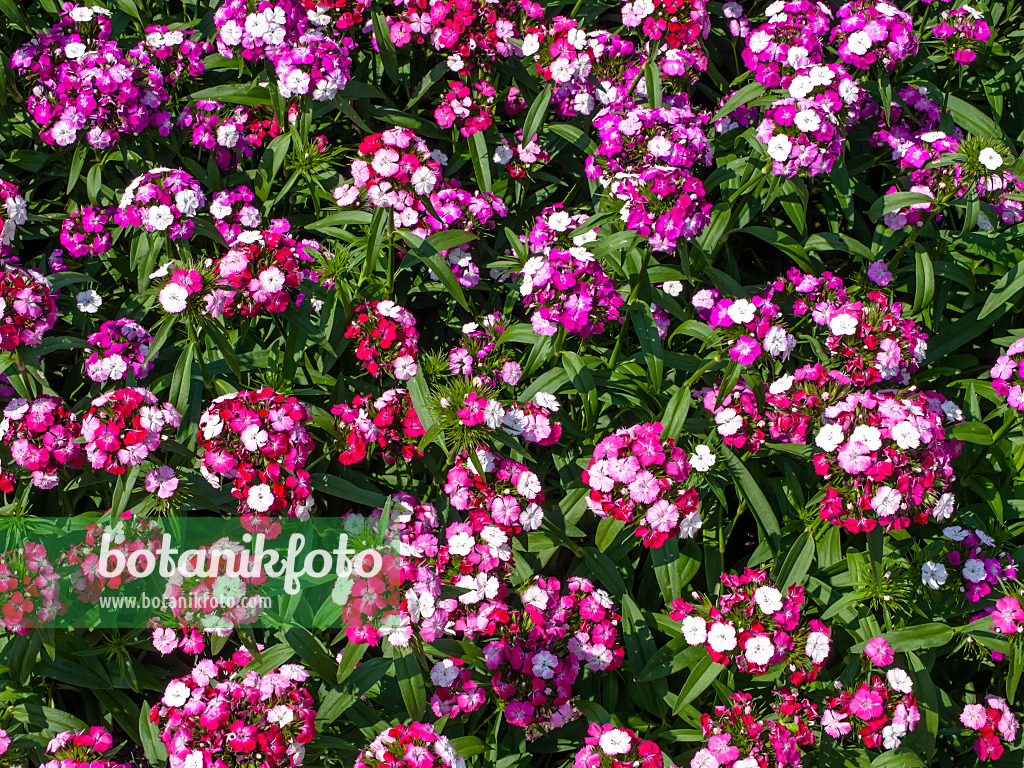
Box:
302, 0, 370, 33
154, 264, 212, 316
434, 80, 496, 137
741, 1, 833, 88
756, 96, 844, 177
9, 6, 207, 148
446, 314, 522, 386
0, 396, 84, 488
213, 0, 306, 61
621, 0, 709, 48
0, 541, 62, 633
573, 723, 663, 768
0, 265, 59, 349
830, 0, 919, 71
84, 318, 154, 383
345, 300, 420, 379
492, 130, 550, 179
485, 576, 624, 727
42, 727, 127, 768
197, 389, 314, 526
991, 337, 1024, 411
332, 388, 425, 465
177, 102, 266, 171
355, 722, 465, 768
150, 650, 316, 768
274, 33, 355, 100
584, 422, 702, 548
81, 387, 181, 474
0, 181, 27, 260
212, 229, 319, 317
210, 185, 263, 244
671, 568, 832, 684
931, 6, 991, 66
516, 205, 623, 336
692, 688, 817, 768
822, 639, 920, 750
960, 696, 1020, 761
445, 449, 545, 534
60, 205, 113, 259
814, 389, 963, 532
115, 167, 207, 240
933, 525, 1017, 603
61, 511, 162, 603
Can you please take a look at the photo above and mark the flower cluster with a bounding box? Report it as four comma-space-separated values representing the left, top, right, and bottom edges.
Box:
573, 723, 663, 768
517, 205, 623, 336
621, 0, 709, 48
82, 387, 181, 474
60, 205, 113, 259
671, 568, 832, 684
197, 389, 314, 524
584, 422, 702, 548
210, 185, 263, 244
212, 0, 306, 61
822, 638, 920, 750
154, 264, 215, 316
691, 291, 796, 366
444, 449, 544, 534
0, 266, 58, 349
177, 102, 265, 171
355, 722, 465, 768
345, 300, 420, 379
991, 337, 1024, 411
493, 130, 550, 179
932, 7, 991, 66
0, 396, 84, 488
62, 511, 163, 603
741, 1, 833, 88
814, 389, 963, 532
9, 5, 203, 148
429, 658, 486, 718
756, 96, 844, 177
332, 388, 425, 465
0, 181, 27, 260
84, 318, 154, 383
334, 128, 445, 227
692, 689, 817, 768
960, 695, 1019, 761
923, 525, 1018, 602
0, 541, 61, 633
602, 167, 712, 253
115, 167, 207, 240
274, 33, 355, 100
42, 727, 127, 768
830, 1, 919, 71
485, 576, 624, 727
151, 651, 316, 768
212, 230, 317, 317
434, 80, 496, 137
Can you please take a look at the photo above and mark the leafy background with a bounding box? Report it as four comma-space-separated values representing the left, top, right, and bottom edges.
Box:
1, 0, 1024, 767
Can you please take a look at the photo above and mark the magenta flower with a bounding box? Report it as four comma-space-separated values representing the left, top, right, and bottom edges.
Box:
729, 335, 762, 365
864, 637, 895, 667
848, 685, 884, 720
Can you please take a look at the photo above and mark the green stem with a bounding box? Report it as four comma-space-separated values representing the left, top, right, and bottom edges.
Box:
606, 248, 653, 370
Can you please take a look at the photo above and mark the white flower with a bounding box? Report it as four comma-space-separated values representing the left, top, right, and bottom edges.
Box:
715, 408, 743, 436
767, 134, 793, 161
921, 561, 947, 590
805, 631, 831, 663
769, 374, 795, 395
754, 585, 783, 615
680, 615, 708, 645
516, 471, 542, 499
246, 483, 274, 512
216, 123, 240, 148
411, 166, 437, 195
882, 723, 907, 750
76, 290, 102, 313
887, 667, 914, 694
846, 30, 872, 56
259, 266, 286, 292
940, 400, 963, 422
647, 135, 672, 158
492, 145, 514, 164
931, 492, 955, 521
788, 75, 814, 99
727, 298, 756, 324
662, 280, 683, 297
182, 751, 204, 768
763, 326, 795, 359
447, 531, 475, 556
850, 424, 882, 451
430, 659, 460, 687
690, 444, 716, 473
483, 400, 505, 429
744, 635, 774, 666
70, 6, 95, 20
978, 148, 1003, 171
163, 680, 191, 707
547, 211, 572, 232
871, 486, 902, 516
943, 525, 969, 542
794, 109, 821, 133
828, 312, 858, 336
447, 54, 464, 72
148, 205, 174, 231
598, 729, 632, 755
976, 529, 995, 547
891, 421, 921, 450
520, 33, 540, 56
64, 42, 87, 59
679, 511, 702, 538
962, 558, 987, 583
534, 392, 560, 411
815, 424, 845, 452
707, 621, 737, 653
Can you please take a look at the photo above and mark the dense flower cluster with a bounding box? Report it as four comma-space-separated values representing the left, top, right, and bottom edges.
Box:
151, 651, 316, 768
355, 722, 465, 768
445, 449, 545, 534
991, 337, 1024, 411
212, 230, 317, 317
9, 5, 206, 148
212, 0, 306, 61
931, 7, 991, 66
960, 695, 1019, 761
115, 167, 207, 240
274, 33, 354, 100
822, 638, 920, 750
62, 511, 162, 603
332, 388, 425, 465
692, 688, 817, 768
741, 1, 833, 88
177, 102, 266, 171
756, 96, 844, 177
574, 723, 663, 768
82, 387, 181, 474
0, 265, 58, 349
584, 422, 702, 548
345, 300, 420, 379
621, 0, 709, 48
60, 205, 112, 259
0, 181, 27, 260
84, 318, 154, 383
0, 541, 61, 633
197, 389, 314, 524
434, 80, 496, 137
925, 525, 1018, 602
0, 396, 84, 488
671, 568, 832, 683
517, 205, 623, 336
493, 130, 550, 178
830, 0, 918, 71
210, 185, 263, 244
485, 576, 624, 727
814, 389, 963, 532
42, 727, 127, 768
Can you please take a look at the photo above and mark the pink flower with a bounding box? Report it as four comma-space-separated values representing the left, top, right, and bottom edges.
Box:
729, 334, 762, 365
822, 709, 852, 738
864, 637, 895, 667
848, 685, 884, 720
960, 703, 987, 730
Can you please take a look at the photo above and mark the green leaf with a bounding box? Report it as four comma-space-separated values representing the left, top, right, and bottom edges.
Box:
285, 628, 339, 684
720, 446, 781, 551
394, 647, 426, 720
672, 656, 726, 714
774, 530, 815, 588
371, 9, 399, 84
947, 421, 994, 445
68, 143, 87, 195
468, 131, 492, 193
630, 303, 664, 391
522, 84, 553, 144
138, 702, 168, 764
868, 192, 936, 223
396, 230, 472, 311
311, 474, 387, 508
